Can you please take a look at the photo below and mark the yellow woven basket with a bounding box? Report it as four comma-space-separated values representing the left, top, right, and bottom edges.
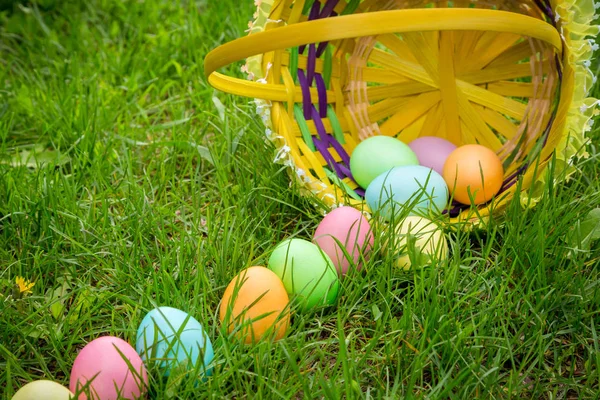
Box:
205, 0, 599, 226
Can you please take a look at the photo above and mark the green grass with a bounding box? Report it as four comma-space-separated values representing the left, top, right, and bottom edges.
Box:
1, 0, 600, 398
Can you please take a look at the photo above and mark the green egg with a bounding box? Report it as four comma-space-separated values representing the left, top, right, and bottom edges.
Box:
350, 136, 419, 189
268, 238, 339, 311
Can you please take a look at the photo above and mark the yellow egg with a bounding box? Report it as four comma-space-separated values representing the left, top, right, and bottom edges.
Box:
386, 216, 449, 269
219, 266, 290, 344
12, 380, 73, 400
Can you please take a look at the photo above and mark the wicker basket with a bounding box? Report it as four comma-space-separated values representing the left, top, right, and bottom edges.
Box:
205, 0, 599, 226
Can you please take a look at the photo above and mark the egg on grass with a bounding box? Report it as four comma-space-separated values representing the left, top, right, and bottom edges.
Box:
220, 266, 290, 344
384, 216, 449, 270
12, 380, 74, 400
69, 336, 148, 400
135, 307, 214, 381
268, 238, 340, 312
313, 206, 374, 276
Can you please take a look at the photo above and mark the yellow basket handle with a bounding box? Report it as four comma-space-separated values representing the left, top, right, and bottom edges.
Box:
204, 8, 562, 102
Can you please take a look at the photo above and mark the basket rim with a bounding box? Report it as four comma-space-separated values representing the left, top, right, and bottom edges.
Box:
204, 8, 562, 83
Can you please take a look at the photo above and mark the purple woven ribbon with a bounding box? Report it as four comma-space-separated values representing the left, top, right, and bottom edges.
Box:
293, 0, 559, 213
296, 0, 359, 199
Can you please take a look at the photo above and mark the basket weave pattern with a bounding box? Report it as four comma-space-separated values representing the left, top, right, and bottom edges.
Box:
205, 0, 599, 224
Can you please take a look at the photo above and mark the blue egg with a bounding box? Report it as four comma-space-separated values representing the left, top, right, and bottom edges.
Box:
365, 165, 448, 220
136, 306, 214, 379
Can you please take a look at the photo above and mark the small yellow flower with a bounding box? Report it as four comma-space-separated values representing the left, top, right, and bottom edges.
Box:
15, 276, 35, 294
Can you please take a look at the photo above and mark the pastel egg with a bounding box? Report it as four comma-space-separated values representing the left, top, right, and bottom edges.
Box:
313, 206, 374, 275
386, 216, 449, 269
69, 336, 148, 400
267, 238, 339, 311
350, 136, 418, 189
136, 307, 214, 379
365, 165, 449, 221
408, 136, 457, 175
220, 266, 290, 344
443, 144, 504, 205
12, 380, 74, 400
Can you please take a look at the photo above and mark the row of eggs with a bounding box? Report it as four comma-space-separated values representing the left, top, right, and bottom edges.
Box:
12, 138, 496, 398
12, 205, 449, 399
350, 136, 505, 219
17, 134, 483, 397
13, 306, 215, 400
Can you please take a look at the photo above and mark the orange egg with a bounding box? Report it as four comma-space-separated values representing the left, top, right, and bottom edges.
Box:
219, 266, 290, 344
442, 144, 504, 205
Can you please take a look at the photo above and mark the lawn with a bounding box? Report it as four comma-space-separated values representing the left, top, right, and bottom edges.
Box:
1, 0, 600, 398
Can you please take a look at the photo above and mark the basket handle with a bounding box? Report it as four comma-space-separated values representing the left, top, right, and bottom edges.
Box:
204, 8, 562, 102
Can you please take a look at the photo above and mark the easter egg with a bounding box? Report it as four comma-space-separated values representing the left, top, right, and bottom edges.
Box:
220, 266, 290, 344
12, 380, 73, 400
386, 216, 449, 269
267, 238, 339, 311
365, 165, 449, 221
349, 136, 418, 189
313, 206, 374, 275
136, 307, 214, 378
408, 136, 457, 175
442, 144, 504, 205
69, 336, 148, 400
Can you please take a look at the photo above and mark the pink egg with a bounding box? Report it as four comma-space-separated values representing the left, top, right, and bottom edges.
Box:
408, 136, 457, 176
70, 336, 148, 400
313, 206, 374, 276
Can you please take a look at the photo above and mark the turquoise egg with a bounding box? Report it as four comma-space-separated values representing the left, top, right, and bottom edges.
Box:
136, 306, 214, 379
365, 165, 449, 220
